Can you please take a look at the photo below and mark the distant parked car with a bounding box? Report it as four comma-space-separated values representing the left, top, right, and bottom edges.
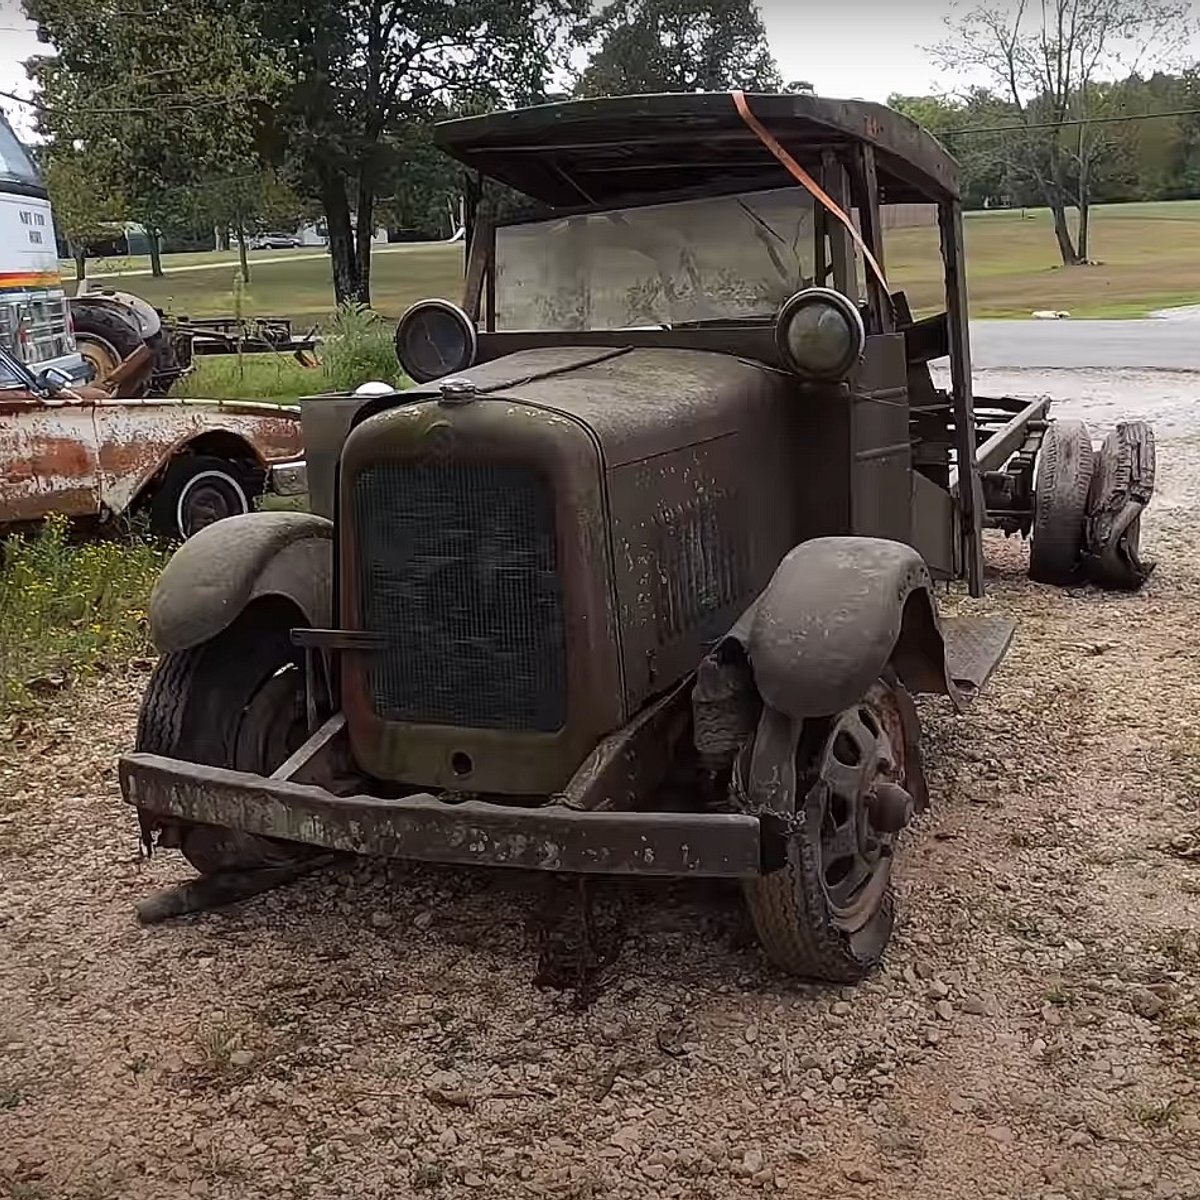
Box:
251, 232, 302, 250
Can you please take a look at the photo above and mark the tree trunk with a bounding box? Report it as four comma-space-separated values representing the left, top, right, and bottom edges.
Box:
235, 223, 251, 285
320, 169, 360, 306
354, 169, 375, 307
1077, 198, 1091, 262
1049, 200, 1081, 265
72, 244, 86, 282
148, 229, 164, 277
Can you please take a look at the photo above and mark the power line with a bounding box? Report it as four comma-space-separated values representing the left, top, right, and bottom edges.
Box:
946, 106, 1200, 137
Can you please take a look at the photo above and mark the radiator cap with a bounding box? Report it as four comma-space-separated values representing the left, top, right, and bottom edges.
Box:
438, 377, 477, 406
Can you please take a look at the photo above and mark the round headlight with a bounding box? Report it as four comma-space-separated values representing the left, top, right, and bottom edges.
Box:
394, 298, 478, 384
775, 288, 865, 382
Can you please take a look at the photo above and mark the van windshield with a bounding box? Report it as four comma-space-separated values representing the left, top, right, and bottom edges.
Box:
0, 116, 43, 191
494, 187, 831, 331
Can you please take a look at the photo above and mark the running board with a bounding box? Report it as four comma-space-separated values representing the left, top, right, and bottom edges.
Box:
941, 615, 1015, 702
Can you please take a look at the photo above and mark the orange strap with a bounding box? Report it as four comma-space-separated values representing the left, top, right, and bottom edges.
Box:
730, 90, 890, 295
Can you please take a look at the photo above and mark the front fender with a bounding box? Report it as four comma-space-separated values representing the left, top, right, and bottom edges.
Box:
729, 537, 959, 721
148, 511, 333, 653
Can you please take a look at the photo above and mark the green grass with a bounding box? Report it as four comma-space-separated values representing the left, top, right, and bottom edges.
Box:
58, 201, 1200, 324
0, 516, 169, 718
173, 353, 323, 404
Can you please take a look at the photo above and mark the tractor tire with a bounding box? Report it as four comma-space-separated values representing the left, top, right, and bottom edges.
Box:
1029, 418, 1094, 585
149, 455, 260, 541
135, 601, 313, 875
1083, 421, 1157, 590
71, 301, 148, 394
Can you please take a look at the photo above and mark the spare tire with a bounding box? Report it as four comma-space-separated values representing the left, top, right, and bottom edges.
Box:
1029, 418, 1094, 585
1083, 421, 1156, 590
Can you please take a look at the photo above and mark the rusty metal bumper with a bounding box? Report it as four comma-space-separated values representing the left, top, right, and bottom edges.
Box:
119, 753, 764, 878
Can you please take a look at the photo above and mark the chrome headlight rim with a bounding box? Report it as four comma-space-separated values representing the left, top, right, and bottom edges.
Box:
775, 287, 866, 382
394, 297, 478, 385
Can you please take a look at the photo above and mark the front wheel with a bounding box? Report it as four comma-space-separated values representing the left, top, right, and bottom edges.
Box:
149, 455, 260, 540
741, 679, 920, 982
135, 602, 312, 874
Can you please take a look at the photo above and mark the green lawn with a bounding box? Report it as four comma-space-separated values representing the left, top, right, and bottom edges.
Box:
70, 200, 1200, 327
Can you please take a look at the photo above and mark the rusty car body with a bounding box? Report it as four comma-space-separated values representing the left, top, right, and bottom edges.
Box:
0, 340, 305, 538
119, 92, 1156, 980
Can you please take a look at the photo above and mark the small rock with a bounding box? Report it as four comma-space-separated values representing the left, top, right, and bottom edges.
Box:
986, 1126, 1015, 1145
1130, 989, 1166, 1020
961, 995, 989, 1016
830, 1075, 847, 1094
831, 1001, 852, 1017
370, 911, 392, 928
844, 1165, 880, 1184
644, 1164, 667, 1181
934, 1000, 954, 1021
438, 1128, 458, 1149
743, 1148, 764, 1174
464, 1174, 485, 1188
413, 911, 434, 931
927, 980, 950, 1000
228, 1050, 255, 1068
744, 1024, 759, 1044
948, 1094, 972, 1114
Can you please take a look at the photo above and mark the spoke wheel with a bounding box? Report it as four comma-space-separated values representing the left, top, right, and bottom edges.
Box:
743, 679, 917, 981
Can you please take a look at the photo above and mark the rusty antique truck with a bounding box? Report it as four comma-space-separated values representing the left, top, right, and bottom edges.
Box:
119, 93, 1154, 980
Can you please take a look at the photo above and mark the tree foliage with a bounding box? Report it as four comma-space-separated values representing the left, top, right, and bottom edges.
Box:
24, 0, 283, 276
577, 0, 780, 97
928, 0, 1190, 264
38, 145, 125, 279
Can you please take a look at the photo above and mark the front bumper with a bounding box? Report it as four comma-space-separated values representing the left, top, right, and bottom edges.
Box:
120, 753, 764, 878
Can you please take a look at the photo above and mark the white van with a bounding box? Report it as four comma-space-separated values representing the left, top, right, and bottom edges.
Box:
0, 113, 88, 382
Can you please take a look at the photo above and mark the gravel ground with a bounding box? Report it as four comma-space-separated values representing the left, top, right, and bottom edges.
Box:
3, 371, 1200, 1200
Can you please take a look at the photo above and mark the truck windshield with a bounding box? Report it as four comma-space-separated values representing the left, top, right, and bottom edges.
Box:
495, 187, 830, 331
0, 115, 43, 191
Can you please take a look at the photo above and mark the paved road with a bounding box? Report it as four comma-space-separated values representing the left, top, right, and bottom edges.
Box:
970, 318, 1200, 371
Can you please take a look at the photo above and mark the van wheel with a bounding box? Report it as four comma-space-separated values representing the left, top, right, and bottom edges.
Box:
1029, 419, 1094, 585
149, 455, 259, 540
135, 603, 312, 875
741, 680, 919, 982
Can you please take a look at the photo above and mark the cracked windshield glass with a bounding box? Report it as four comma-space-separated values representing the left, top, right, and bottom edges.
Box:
494, 187, 839, 330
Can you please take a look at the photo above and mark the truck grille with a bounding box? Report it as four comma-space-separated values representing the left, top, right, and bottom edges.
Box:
352, 461, 567, 732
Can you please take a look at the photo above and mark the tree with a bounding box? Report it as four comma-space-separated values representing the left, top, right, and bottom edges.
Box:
932, 0, 1189, 265
39, 146, 125, 280
24, 0, 284, 277
577, 0, 780, 97
242, 0, 585, 306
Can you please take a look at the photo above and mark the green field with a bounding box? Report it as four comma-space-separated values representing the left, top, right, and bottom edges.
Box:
69, 200, 1200, 326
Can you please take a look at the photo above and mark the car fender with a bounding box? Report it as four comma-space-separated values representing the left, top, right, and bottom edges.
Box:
148, 511, 333, 653
722, 536, 960, 722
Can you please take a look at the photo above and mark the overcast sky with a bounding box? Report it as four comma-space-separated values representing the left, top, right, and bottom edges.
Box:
0, 0, 1196, 138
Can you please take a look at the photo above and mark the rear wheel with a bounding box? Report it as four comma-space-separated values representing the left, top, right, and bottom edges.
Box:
741, 679, 919, 982
149, 455, 259, 540
1029, 418, 1094, 585
135, 603, 312, 874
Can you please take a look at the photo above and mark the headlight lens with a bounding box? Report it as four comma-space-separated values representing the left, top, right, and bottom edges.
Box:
775, 288, 865, 381
394, 298, 478, 384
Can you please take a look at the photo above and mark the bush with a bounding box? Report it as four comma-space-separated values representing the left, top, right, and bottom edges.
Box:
0, 515, 169, 714
320, 303, 402, 393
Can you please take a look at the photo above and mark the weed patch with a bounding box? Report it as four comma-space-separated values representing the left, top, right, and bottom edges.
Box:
0, 515, 168, 716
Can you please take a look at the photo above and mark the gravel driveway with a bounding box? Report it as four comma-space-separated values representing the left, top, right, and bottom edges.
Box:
3, 370, 1199, 1200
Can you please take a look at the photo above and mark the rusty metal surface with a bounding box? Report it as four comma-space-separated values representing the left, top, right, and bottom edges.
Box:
149, 511, 332, 654
120, 752, 764, 878
735, 535, 960, 721
0, 387, 302, 526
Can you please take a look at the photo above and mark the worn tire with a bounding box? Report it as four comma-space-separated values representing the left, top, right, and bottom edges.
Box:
1084, 421, 1157, 590
745, 830, 896, 984
742, 681, 916, 983
135, 600, 310, 874
149, 455, 259, 540
1029, 418, 1094, 585
71, 302, 148, 394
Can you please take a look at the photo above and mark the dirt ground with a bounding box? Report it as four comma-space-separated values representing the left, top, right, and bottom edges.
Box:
3, 369, 1199, 1200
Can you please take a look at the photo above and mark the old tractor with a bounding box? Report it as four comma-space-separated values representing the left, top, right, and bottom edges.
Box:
118, 92, 1154, 980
